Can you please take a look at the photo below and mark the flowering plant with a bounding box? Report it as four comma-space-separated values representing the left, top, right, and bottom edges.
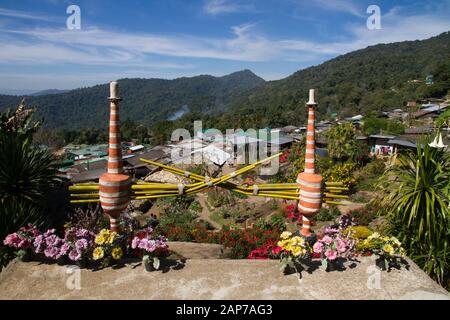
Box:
131, 227, 169, 270
63, 227, 96, 262
3, 224, 41, 260
247, 239, 282, 260
277, 231, 311, 278
285, 204, 302, 224
359, 232, 405, 270
313, 227, 355, 271
92, 229, 125, 268
33, 229, 67, 260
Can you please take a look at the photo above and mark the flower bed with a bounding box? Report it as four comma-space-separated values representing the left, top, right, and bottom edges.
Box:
3, 224, 168, 270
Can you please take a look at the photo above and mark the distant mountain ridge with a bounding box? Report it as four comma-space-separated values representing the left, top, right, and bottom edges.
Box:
0, 69, 265, 129
217, 31, 450, 129
0, 32, 449, 130
30, 89, 70, 96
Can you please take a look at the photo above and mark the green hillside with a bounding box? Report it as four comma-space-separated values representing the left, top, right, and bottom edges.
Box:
0, 70, 265, 129
0, 32, 449, 133
217, 31, 450, 129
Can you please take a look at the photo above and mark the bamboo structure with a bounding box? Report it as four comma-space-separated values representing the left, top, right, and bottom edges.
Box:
68, 86, 348, 234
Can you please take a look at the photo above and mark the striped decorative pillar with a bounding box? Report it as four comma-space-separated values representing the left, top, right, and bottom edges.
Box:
98, 81, 132, 232
297, 89, 323, 237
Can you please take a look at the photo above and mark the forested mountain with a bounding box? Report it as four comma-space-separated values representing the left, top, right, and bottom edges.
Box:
0, 69, 265, 129
215, 31, 450, 129
0, 31, 449, 134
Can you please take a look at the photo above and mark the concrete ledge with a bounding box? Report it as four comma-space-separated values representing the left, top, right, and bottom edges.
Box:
0, 257, 448, 300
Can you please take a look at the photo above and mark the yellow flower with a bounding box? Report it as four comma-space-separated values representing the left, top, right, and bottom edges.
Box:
95, 234, 105, 245
383, 244, 394, 255
107, 231, 117, 244
290, 236, 305, 246
290, 246, 304, 257
277, 239, 290, 249
280, 231, 292, 240
111, 247, 123, 260
93, 247, 104, 260
370, 232, 380, 239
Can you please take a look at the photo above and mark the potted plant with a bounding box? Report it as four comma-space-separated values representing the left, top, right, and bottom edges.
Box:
130, 226, 169, 272
360, 232, 405, 271
312, 227, 355, 272
92, 229, 125, 268
277, 231, 311, 279
33, 229, 67, 263
64, 227, 96, 268
3, 224, 40, 262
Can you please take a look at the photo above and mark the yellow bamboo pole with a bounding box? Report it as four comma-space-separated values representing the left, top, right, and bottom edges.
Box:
324, 193, 348, 199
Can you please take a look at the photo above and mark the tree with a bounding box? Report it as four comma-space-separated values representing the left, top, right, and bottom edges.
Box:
362, 116, 405, 135
325, 122, 359, 162
376, 140, 450, 287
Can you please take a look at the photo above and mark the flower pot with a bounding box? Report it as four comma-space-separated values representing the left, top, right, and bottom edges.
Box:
76, 259, 88, 269
326, 261, 337, 272
144, 260, 156, 272
57, 256, 67, 266
17, 250, 32, 262
375, 257, 388, 271
143, 256, 160, 272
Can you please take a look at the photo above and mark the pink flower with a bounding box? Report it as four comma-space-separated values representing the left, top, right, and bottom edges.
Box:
336, 239, 347, 253
322, 236, 333, 245
313, 241, 323, 253
271, 246, 283, 256
325, 249, 337, 261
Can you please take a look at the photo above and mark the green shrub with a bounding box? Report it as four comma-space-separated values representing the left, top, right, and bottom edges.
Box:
188, 200, 202, 212
315, 205, 341, 222
347, 204, 378, 225
343, 225, 373, 240
322, 162, 358, 188
377, 140, 449, 287
0, 102, 62, 270
206, 188, 237, 207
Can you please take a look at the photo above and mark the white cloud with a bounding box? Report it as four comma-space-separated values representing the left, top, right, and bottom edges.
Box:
0, 7, 62, 22
203, 0, 253, 15
0, 4, 449, 90
313, 0, 364, 17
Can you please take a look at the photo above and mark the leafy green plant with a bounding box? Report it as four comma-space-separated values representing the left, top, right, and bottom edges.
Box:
376, 139, 449, 287
207, 188, 237, 207
325, 123, 358, 162
347, 205, 377, 226
0, 102, 63, 270
315, 205, 341, 222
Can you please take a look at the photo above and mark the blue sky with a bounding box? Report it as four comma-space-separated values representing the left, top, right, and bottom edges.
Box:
0, 0, 449, 94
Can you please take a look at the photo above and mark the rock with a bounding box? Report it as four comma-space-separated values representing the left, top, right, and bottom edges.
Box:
128, 199, 153, 213
0, 256, 448, 299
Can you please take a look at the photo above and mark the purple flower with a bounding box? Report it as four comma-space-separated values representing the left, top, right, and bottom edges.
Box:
68, 249, 81, 261
33, 235, 45, 253
60, 243, 70, 256
75, 239, 88, 251
44, 246, 61, 259
131, 237, 140, 249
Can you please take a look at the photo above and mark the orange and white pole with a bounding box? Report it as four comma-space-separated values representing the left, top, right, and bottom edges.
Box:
99, 81, 131, 232
297, 89, 323, 237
